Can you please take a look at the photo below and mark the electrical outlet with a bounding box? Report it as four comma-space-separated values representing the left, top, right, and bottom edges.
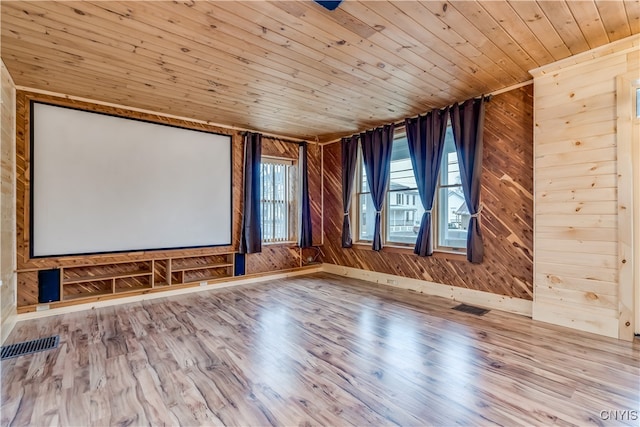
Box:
386, 279, 397, 285
36, 304, 50, 311
200, 281, 208, 287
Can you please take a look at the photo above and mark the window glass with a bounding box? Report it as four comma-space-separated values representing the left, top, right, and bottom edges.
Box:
387, 136, 421, 244
358, 192, 375, 241
437, 130, 467, 250
261, 158, 296, 243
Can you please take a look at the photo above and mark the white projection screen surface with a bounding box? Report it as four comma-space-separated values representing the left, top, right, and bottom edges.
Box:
31, 102, 232, 257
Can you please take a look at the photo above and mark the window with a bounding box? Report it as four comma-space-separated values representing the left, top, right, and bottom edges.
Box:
356, 149, 375, 242
260, 157, 297, 243
436, 127, 467, 250
355, 125, 468, 252
386, 133, 421, 244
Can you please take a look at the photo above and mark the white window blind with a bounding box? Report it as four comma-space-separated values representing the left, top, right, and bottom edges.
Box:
261, 158, 297, 243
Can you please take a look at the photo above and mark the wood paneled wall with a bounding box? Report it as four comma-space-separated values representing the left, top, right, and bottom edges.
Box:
245, 136, 323, 274
1, 61, 17, 343
531, 35, 640, 339
14, 91, 316, 307
321, 85, 534, 300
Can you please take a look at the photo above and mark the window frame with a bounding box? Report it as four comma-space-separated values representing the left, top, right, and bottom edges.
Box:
433, 133, 467, 254
260, 156, 297, 245
385, 129, 420, 246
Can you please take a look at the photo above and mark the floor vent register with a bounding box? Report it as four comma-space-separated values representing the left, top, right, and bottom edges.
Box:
452, 303, 490, 316
1, 335, 60, 360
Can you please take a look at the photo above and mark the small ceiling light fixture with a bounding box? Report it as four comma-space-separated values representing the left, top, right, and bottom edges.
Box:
313, 1, 343, 11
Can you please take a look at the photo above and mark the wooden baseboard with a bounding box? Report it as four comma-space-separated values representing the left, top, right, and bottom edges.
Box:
532, 297, 619, 340
16, 265, 322, 321
1, 315, 17, 345
14, 263, 532, 322
321, 263, 533, 317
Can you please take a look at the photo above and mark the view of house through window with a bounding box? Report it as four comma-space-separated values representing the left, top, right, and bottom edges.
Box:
261, 157, 297, 243
357, 160, 375, 242
355, 125, 469, 251
386, 134, 420, 244
436, 128, 467, 249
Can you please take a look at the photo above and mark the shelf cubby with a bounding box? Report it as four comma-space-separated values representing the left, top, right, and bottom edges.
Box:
167, 254, 234, 285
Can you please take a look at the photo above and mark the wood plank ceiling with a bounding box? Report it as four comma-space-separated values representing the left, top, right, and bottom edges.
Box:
2, 1, 639, 142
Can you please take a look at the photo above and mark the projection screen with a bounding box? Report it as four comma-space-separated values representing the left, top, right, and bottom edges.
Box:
31, 102, 232, 257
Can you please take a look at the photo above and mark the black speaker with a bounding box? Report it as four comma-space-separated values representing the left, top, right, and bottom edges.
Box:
234, 253, 246, 276
38, 269, 60, 303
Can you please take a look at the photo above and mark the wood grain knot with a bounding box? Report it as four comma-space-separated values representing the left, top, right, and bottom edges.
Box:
585, 292, 599, 301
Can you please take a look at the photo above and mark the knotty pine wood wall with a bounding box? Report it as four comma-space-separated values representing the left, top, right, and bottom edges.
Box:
14, 90, 320, 306
321, 85, 534, 300
531, 35, 640, 340
1, 61, 17, 343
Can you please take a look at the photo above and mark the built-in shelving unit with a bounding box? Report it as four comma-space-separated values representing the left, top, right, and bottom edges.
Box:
62, 260, 154, 300
167, 254, 234, 285
18, 252, 235, 312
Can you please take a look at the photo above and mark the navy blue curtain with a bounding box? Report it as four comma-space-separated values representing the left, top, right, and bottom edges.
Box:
341, 136, 358, 248
298, 142, 313, 248
239, 132, 262, 254
360, 124, 394, 251
450, 96, 487, 263
405, 107, 450, 256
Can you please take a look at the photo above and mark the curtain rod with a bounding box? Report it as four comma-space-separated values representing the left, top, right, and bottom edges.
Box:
380, 93, 493, 130
320, 94, 491, 146
392, 93, 493, 127
321, 79, 534, 146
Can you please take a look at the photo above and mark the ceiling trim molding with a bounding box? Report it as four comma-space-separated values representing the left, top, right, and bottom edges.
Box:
14, 85, 316, 144
529, 34, 640, 78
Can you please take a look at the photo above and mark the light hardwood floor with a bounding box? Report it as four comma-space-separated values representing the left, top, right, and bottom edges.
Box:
1, 273, 639, 426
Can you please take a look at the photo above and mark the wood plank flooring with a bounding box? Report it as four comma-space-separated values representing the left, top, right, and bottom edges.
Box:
1, 273, 639, 426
